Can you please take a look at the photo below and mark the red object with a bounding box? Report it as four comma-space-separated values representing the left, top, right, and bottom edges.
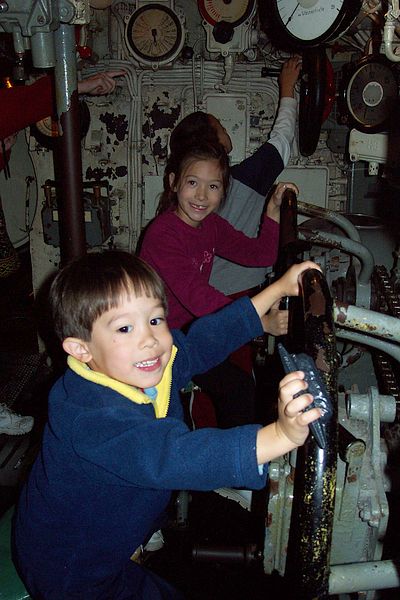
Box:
0, 76, 55, 141
75, 25, 92, 59
77, 45, 92, 59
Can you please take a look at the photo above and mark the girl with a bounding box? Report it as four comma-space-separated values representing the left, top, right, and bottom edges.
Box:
139, 141, 297, 428
140, 141, 297, 331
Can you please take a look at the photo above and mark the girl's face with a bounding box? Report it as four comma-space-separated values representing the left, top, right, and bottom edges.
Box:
170, 158, 224, 228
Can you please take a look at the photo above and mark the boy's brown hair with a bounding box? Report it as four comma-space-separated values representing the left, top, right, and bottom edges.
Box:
50, 251, 167, 342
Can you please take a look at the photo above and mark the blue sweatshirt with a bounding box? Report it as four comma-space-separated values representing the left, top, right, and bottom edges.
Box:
13, 297, 267, 599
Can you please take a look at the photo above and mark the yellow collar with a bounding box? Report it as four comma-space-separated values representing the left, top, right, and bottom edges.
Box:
67, 345, 177, 419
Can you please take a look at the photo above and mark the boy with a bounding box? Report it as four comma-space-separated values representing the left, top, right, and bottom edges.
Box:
13, 251, 321, 599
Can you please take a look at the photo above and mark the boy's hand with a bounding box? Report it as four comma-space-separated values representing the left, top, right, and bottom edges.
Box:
256, 368, 323, 464
276, 371, 321, 447
265, 181, 298, 222
279, 55, 302, 98
251, 261, 321, 325
277, 261, 321, 298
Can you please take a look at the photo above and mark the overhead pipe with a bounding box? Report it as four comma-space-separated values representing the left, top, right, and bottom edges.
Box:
285, 269, 338, 600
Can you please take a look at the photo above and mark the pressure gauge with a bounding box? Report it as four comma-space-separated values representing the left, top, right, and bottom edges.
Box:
339, 56, 399, 134
264, 0, 362, 48
197, 0, 255, 27
125, 4, 185, 67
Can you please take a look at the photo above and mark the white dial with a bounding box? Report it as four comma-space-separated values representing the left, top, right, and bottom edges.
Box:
277, 0, 345, 41
266, 0, 361, 47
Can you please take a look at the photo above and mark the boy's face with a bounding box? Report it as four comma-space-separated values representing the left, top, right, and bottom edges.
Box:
80, 292, 173, 389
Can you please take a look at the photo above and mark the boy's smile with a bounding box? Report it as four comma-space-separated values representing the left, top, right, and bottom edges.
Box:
81, 292, 173, 389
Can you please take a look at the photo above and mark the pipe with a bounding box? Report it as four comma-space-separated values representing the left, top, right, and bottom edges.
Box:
383, 1, 400, 63
334, 301, 400, 342
285, 269, 338, 599
298, 229, 373, 308
297, 201, 361, 243
54, 23, 86, 264
298, 230, 374, 287
336, 329, 400, 364
192, 544, 261, 566
329, 560, 400, 594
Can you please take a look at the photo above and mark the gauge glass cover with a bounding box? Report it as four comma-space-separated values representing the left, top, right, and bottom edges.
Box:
275, 0, 345, 41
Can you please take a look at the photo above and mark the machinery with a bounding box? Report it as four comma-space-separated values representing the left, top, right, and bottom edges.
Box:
1, 1, 400, 598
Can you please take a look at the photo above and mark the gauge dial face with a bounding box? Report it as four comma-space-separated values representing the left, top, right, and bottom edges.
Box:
125, 4, 184, 64
268, 0, 361, 47
347, 60, 398, 132
197, 0, 255, 26
36, 116, 59, 138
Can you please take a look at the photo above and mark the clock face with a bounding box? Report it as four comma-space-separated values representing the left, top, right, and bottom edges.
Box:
346, 58, 398, 132
267, 0, 362, 47
125, 4, 184, 65
197, 0, 255, 26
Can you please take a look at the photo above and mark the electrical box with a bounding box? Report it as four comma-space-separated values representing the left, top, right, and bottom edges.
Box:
41, 181, 113, 248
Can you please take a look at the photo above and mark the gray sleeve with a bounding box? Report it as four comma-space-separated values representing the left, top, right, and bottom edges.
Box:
268, 97, 297, 166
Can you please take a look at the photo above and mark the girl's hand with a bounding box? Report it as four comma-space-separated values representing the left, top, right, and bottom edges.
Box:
276, 371, 321, 447
279, 56, 302, 98
261, 301, 288, 336
265, 181, 299, 222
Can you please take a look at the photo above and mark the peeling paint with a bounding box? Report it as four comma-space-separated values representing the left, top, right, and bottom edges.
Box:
99, 112, 128, 142
85, 165, 127, 181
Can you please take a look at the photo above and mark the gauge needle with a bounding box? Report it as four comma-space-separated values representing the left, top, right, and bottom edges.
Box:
284, 3, 300, 26
152, 28, 158, 45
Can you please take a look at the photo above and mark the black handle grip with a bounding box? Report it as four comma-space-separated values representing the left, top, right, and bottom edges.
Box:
277, 343, 333, 449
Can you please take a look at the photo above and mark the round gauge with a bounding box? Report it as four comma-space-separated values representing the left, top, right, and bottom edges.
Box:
344, 56, 398, 133
197, 0, 255, 27
31, 101, 90, 149
35, 116, 59, 139
263, 0, 362, 48
125, 4, 184, 67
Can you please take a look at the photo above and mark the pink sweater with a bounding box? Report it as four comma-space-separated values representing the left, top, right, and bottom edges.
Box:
140, 210, 279, 329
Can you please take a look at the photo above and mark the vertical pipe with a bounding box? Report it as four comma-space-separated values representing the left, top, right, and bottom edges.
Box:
54, 23, 86, 264
285, 269, 338, 599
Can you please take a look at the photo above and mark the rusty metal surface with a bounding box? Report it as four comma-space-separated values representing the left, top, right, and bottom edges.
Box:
285, 269, 338, 599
